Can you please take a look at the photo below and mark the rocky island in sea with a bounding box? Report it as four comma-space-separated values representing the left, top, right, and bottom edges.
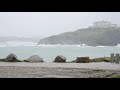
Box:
38, 21, 120, 46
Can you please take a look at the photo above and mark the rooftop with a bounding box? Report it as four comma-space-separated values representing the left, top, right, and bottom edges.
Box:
89, 21, 119, 28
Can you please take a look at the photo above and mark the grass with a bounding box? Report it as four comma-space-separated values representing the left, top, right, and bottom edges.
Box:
103, 73, 119, 78
111, 75, 120, 78
91, 57, 110, 62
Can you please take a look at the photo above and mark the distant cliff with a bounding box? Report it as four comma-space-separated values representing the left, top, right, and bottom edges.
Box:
38, 27, 120, 46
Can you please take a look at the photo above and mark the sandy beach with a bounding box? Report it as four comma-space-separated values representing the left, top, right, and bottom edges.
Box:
0, 62, 120, 78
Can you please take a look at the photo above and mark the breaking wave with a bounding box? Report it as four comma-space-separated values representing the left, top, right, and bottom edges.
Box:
0, 41, 119, 47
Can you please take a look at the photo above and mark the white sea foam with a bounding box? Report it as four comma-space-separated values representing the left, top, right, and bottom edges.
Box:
96, 45, 115, 47
96, 46, 107, 47
114, 43, 120, 47
0, 41, 119, 47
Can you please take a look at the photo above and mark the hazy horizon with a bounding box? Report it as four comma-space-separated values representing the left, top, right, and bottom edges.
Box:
0, 12, 120, 38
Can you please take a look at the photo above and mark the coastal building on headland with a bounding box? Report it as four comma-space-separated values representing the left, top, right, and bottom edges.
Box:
89, 20, 119, 28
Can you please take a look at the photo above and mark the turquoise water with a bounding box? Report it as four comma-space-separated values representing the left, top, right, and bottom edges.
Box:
0, 45, 120, 62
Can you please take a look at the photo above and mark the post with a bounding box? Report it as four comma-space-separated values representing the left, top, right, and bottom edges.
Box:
110, 53, 114, 63
115, 53, 120, 64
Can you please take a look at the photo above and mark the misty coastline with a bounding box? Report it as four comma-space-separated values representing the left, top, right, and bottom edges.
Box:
1, 12, 120, 78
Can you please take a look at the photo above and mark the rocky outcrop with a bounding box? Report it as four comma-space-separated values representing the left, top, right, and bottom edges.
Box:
24, 55, 43, 62
54, 55, 66, 63
76, 57, 90, 63
5, 53, 20, 62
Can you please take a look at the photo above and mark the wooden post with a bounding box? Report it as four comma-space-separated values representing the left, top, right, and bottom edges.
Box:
110, 53, 114, 63
115, 53, 120, 64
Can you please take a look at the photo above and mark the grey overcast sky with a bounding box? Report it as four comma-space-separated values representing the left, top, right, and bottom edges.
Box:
0, 12, 120, 38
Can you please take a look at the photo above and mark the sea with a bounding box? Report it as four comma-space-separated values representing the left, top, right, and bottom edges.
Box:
0, 41, 120, 62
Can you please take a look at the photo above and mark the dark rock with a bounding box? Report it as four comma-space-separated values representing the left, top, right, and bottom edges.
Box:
54, 55, 66, 63
76, 57, 90, 63
0, 59, 5, 62
25, 55, 43, 62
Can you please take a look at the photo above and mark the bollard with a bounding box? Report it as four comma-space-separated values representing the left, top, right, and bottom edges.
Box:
110, 53, 115, 63
115, 53, 120, 64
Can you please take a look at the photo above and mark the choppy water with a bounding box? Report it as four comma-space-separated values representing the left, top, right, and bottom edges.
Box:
0, 42, 120, 62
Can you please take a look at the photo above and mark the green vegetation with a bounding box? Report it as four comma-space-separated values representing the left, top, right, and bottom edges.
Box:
67, 60, 76, 63
38, 27, 120, 46
104, 73, 120, 78
0, 59, 5, 62
91, 57, 110, 62
111, 75, 120, 78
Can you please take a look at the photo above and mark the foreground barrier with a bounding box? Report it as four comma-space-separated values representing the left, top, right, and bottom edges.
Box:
76, 57, 90, 63
110, 53, 120, 64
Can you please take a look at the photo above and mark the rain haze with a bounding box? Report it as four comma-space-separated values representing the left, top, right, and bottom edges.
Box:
1, 12, 120, 78
0, 12, 120, 38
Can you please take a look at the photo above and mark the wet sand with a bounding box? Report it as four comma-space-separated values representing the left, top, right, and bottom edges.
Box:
0, 62, 120, 78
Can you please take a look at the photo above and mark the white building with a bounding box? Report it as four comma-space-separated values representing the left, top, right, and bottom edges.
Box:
89, 21, 118, 28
